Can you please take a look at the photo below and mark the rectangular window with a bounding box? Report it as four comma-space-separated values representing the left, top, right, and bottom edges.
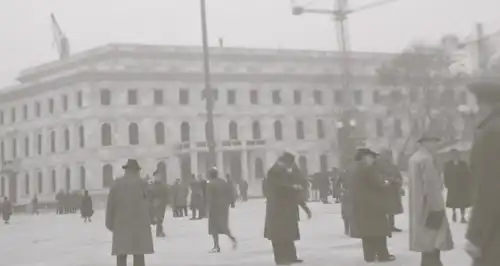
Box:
23, 105, 28, 120
250, 90, 258, 104
334, 91, 343, 104
0, 111, 3, 125
100, 89, 111, 105
153, 89, 164, 105
201, 89, 218, 101
11, 107, 16, 123
128, 89, 138, 105
353, 90, 363, 105
48, 98, 54, 113
35, 102, 41, 117
179, 89, 189, 105
76, 91, 83, 107
62, 95, 68, 111
373, 90, 381, 104
294, 90, 301, 104
376, 119, 384, 137
227, 90, 236, 105
12, 138, 17, 158
313, 90, 322, 105
272, 90, 281, 104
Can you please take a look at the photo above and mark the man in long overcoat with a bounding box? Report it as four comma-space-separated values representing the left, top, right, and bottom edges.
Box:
264, 152, 311, 265
337, 165, 355, 236
150, 170, 169, 237
350, 148, 394, 263
376, 149, 404, 232
443, 149, 472, 223
171, 179, 189, 217
206, 167, 237, 252
105, 159, 154, 266
189, 174, 204, 220
464, 78, 500, 266
408, 134, 453, 266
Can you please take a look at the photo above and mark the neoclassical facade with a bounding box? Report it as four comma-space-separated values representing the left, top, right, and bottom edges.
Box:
0, 44, 471, 203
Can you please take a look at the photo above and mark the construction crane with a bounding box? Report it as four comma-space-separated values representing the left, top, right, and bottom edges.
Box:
292, 0, 401, 168
50, 13, 70, 60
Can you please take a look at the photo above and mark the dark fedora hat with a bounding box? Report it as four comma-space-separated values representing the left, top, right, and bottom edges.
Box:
354, 148, 378, 161
122, 159, 141, 170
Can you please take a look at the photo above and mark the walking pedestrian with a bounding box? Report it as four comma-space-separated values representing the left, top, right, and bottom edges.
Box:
31, 195, 40, 215
408, 133, 453, 266
350, 148, 395, 263
239, 179, 249, 202
151, 169, 169, 237
206, 167, 237, 253
443, 149, 472, 223
80, 190, 94, 223
464, 77, 500, 266
105, 159, 154, 266
1, 197, 12, 224
264, 152, 312, 265
190, 174, 203, 220
172, 179, 188, 217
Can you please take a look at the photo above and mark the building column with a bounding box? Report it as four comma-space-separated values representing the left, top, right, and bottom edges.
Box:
241, 150, 249, 181
190, 152, 198, 176
217, 151, 224, 174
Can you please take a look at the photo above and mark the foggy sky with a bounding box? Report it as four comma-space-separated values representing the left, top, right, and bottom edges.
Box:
0, 0, 499, 87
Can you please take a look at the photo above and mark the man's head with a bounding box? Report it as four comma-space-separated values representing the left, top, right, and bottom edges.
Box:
122, 159, 141, 173
354, 148, 378, 166
209, 167, 218, 180
278, 152, 295, 167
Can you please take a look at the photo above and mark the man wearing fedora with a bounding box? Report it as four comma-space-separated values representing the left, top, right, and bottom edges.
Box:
464, 76, 500, 266
408, 134, 453, 266
350, 147, 395, 263
106, 159, 154, 266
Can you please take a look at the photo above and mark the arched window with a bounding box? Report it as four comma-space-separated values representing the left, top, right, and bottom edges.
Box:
317, 119, 325, 139
129, 123, 139, 145
205, 122, 210, 141
37, 134, 42, 154
180, 122, 190, 142
65, 167, 71, 191
12, 138, 17, 158
0, 177, 5, 196
0, 141, 4, 162
50, 131, 56, 152
319, 154, 328, 173
156, 161, 167, 183
24, 136, 30, 157
229, 121, 238, 140
296, 120, 305, 139
252, 121, 261, 139
273, 120, 283, 140
64, 128, 70, 150
155, 122, 165, 144
102, 164, 114, 188
255, 158, 264, 179
24, 173, 30, 195
37, 172, 43, 194
51, 170, 57, 192
79, 125, 85, 148
101, 123, 112, 146
80, 166, 86, 190
299, 156, 308, 176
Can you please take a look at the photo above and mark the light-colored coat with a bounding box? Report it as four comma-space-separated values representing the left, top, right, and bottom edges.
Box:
408, 147, 453, 252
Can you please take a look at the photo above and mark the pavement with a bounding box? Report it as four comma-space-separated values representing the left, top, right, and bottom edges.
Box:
0, 198, 472, 266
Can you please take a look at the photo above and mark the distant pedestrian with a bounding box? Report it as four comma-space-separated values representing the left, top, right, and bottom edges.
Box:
172, 179, 188, 217
199, 175, 208, 219
31, 195, 39, 215
105, 159, 154, 266
239, 179, 248, 202
408, 134, 453, 266
1, 197, 12, 224
443, 149, 472, 223
206, 167, 237, 253
264, 152, 311, 265
80, 190, 93, 223
150, 169, 169, 237
189, 174, 204, 220
55, 190, 64, 214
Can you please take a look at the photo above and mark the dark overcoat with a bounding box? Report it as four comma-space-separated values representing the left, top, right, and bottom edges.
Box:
105, 174, 154, 256
264, 163, 303, 242
150, 181, 169, 222
444, 160, 472, 208
375, 158, 404, 215
338, 167, 354, 221
1, 200, 12, 221
172, 182, 189, 207
80, 195, 94, 218
350, 162, 391, 238
207, 178, 234, 235
190, 180, 204, 209
466, 108, 500, 266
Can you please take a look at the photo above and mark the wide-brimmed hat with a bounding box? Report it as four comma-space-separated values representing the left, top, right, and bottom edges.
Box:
122, 159, 141, 170
208, 166, 218, 179
279, 151, 295, 163
354, 148, 378, 161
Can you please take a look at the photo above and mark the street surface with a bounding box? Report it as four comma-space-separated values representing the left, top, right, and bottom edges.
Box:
1, 197, 472, 266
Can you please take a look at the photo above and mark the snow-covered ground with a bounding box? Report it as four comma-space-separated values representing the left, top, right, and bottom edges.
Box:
0, 198, 472, 266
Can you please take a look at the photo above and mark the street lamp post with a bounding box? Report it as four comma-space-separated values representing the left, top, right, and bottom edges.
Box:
200, 0, 217, 167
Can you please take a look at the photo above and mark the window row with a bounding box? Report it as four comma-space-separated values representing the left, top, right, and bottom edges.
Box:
0, 91, 83, 125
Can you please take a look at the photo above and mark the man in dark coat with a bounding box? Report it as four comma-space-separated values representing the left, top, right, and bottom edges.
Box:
337, 165, 354, 236
189, 174, 204, 220
376, 149, 404, 232
199, 175, 208, 218
55, 190, 64, 214
464, 78, 500, 266
206, 167, 237, 253
351, 148, 394, 263
80, 190, 94, 223
318, 172, 331, 204
239, 179, 249, 202
105, 159, 154, 266
1, 197, 12, 224
264, 152, 312, 265
151, 170, 169, 237
443, 149, 472, 223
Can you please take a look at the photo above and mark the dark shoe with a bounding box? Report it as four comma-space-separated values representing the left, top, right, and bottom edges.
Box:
209, 247, 221, 253
392, 227, 402, 232
232, 239, 238, 250
377, 254, 396, 262
364, 258, 376, 263
276, 262, 291, 265
291, 259, 304, 263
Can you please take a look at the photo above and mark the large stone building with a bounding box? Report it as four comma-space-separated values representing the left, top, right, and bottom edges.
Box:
0, 43, 469, 204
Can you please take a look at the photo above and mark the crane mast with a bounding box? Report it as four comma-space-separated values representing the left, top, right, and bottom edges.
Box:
50, 13, 70, 60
